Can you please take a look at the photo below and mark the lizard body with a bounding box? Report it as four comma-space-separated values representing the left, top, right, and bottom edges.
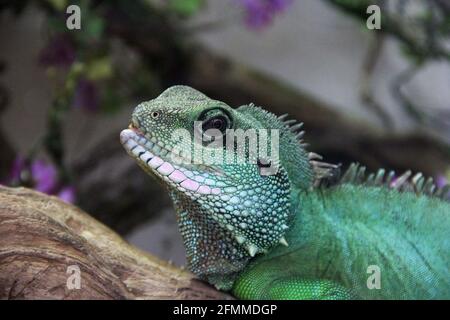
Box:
120, 86, 450, 299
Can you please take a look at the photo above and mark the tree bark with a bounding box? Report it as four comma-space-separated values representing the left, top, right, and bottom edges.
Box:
0, 186, 232, 300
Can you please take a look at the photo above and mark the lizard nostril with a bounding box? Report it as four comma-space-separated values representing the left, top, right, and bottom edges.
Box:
130, 117, 139, 128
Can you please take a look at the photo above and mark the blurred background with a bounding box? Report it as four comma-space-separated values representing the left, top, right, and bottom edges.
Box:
1, 0, 449, 266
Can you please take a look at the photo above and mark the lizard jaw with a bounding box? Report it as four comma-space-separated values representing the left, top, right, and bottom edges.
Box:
120, 128, 222, 196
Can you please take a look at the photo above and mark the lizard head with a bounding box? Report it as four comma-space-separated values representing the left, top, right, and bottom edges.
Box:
120, 85, 315, 289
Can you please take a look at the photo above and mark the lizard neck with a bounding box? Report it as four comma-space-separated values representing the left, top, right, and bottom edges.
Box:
170, 190, 251, 290
169, 169, 295, 290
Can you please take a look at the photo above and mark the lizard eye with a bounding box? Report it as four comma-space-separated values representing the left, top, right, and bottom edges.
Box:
151, 111, 160, 119
196, 108, 233, 144
202, 115, 229, 134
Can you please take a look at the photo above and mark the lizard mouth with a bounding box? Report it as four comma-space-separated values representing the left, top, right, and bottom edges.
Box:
120, 127, 222, 196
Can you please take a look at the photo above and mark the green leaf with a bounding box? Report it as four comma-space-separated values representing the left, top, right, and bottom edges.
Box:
46, 0, 68, 11
84, 16, 104, 40
168, 0, 203, 16
86, 57, 112, 80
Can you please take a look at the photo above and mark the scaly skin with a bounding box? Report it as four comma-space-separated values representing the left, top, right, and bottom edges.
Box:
120, 86, 450, 299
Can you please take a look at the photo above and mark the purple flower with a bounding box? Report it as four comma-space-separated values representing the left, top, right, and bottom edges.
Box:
73, 78, 100, 112
30, 159, 58, 194
57, 186, 76, 204
435, 174, 450, 200
237, 0, 292, 30
3, 155, 76, 203
39, 34, 76, 68
435, 174, 448, 189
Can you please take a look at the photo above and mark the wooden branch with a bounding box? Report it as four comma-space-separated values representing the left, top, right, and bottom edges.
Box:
0, 186, 232, 300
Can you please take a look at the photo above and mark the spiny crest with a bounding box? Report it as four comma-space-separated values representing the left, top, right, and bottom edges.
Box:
307, 152, 341, 187
338, 163, 450, 202
274, 112, 307, 146
238, 103, 307, 144
275, 112, 342, 187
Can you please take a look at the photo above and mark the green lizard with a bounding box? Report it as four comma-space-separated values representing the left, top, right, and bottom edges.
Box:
120, 85, 450, 299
